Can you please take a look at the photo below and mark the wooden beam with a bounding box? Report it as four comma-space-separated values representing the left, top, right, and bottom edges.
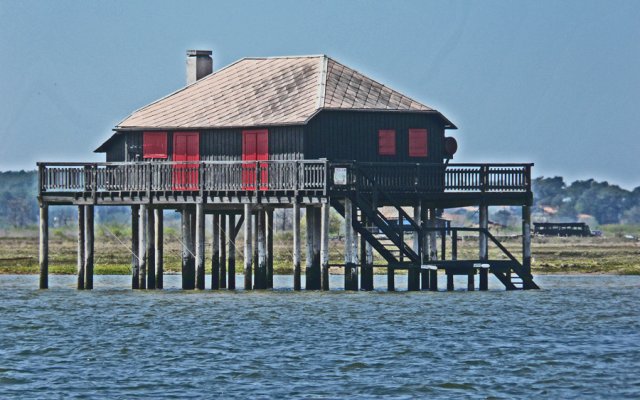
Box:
77, 205, 85, 290
408, 203, 420, 291
138, 204, 147, 290
420, 203, 429, 291
220, 214, 227, 289
266, 208, 274, 289
211, 213, 220, 290
479, 204, 488, 261
522, 205, 532, 275
147, 207, 156, 289
181, 207, 195, 290
154, 208, 163, 289
131, 205, 139, 289
84, 205, 94, 290
243, 204, 252, 290
305, 206, 318, 290
320, 202, 330, 291
256, 209, 267, 289
293, 203, 301, 291
195, 203, 206, 290
344, 198, 354, 291
228, 213, 236, 290
39, 205, 48, 289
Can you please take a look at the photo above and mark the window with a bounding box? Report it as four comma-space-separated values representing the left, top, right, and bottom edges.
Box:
408, 129, 428, 157
378, 129, 396, 156
143, 131, 168, 158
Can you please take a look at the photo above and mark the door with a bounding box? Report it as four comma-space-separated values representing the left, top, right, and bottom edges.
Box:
173, 132, 200, 190
242, 130, 268, 190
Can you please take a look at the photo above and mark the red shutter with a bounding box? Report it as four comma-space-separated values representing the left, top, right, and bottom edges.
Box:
242, 129, 269, 190
409, 129, 428, 157
378, 130, 396, 156
143, 131, 168, 159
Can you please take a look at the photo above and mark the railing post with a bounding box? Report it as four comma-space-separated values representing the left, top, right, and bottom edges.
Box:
480, 165, 488, 192
525, 164, 532, 192
37, 163, 45, 195
323, 159, 329, 196
91, 164, 97, 203
255, 161, 260, 196
146, 162, 152, 200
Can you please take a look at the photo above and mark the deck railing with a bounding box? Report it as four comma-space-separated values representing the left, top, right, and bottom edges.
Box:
38, 160, 328, 194
330, 162, 532, 193
37, 161, 531, 196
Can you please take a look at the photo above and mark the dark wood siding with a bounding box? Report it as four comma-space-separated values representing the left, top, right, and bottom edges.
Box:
105, 134, 126, 162
110, 126, 304, 162
304, 110, 447, 163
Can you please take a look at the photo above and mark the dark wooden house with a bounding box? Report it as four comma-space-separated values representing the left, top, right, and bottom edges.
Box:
37, 50, 538, 291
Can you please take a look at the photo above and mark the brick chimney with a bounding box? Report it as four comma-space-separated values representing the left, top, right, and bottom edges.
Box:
186, 50, 213, 85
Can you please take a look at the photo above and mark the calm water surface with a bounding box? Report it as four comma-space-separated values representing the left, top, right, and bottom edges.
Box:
0, 274, 638, 399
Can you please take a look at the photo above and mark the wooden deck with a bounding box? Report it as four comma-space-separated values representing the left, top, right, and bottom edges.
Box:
37, 160, 532, 207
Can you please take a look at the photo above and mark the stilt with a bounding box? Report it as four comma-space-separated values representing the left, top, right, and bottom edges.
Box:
344, 198, 355, 291
154, 209, 163, 289
243, 204, 253, 290
138, 204, 147, 290
147, 207, 156, 289
387, 265, 395, 291
252, 212, 258, 287
181, 207, 195, 290
84, 205, 94, 290
293, 203, 301, 291
195, 203, 206, 290
429, 208, 437, 261
256, 209, 267, 289
77, 205, 85, 290
440, 227, 446, 261
522, 205, 532, 276
408, 203, 420, 291
212, 213, 220, 290
366, 224, 374, 291
429, 266, 438, 291
446, 272, 454, 291
305, 206, 317, 290
452, 230, 458, 260
479, 264, 489, 291
228, 213, 236, 290
320, 202, 330, 291
39, 205, 48, 289
359, 214, 368, 291
220, 214, 227, 289
313, 207, 322, 289
266, 209, 274, 289
131, 205, 139, 290
479, 204, 488, 262
467, 270, 475, 291
420, 204, 429, 290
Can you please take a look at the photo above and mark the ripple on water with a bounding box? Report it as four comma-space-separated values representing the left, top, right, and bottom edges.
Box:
0, 274, 639, 399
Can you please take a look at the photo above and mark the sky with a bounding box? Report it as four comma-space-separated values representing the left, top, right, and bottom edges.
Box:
1, 0, 639, 188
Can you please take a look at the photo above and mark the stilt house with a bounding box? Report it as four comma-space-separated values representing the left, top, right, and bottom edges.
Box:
37, 50, 539, 291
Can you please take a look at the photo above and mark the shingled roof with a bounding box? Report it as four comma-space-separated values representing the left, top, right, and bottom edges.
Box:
115, 55, 455, 130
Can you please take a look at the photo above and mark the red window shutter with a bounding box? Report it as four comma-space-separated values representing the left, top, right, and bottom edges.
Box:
143, 131, 168, 159
409, 129, 428, 157
378, 130, 396, 156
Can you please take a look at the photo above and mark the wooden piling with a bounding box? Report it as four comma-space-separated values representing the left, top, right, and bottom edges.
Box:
446, 272, 454, 291
408, 203, 420, 291
320, 202, 330, 291
479, 264, 489, 291
39, 205, 48, 289
131, 205, 139, 290
293, 203, 301, 291
344, 198, 355, 291
220, 214, 227, 289
243, 204, 253, 290
420, 204, 429, 290
522, 205, 532, 276
387, 266, 395, 291
195, 203, 206, 290
479, 204, 488, 262
468, 271, 475, 291
77, 205, 85, 290
212, 213, 220, 290
256, 209, 267, 289
429, 208, 437, 261
305, 206, 317, 290
429, 267, 438, 291
154, 208, 163, 289
452, 230, 458, 260
267, 209, 274, 289
228, 213, 236, 290
84, 205, 94, 290
138, 204, 147, 290
181, 207, 195, 290
147, 207, 156, 289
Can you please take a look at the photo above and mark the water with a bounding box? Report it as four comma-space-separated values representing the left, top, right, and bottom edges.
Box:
0, 275, 638, 399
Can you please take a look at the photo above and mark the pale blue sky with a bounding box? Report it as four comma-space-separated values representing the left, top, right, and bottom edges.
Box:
1, 0, 639, 187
